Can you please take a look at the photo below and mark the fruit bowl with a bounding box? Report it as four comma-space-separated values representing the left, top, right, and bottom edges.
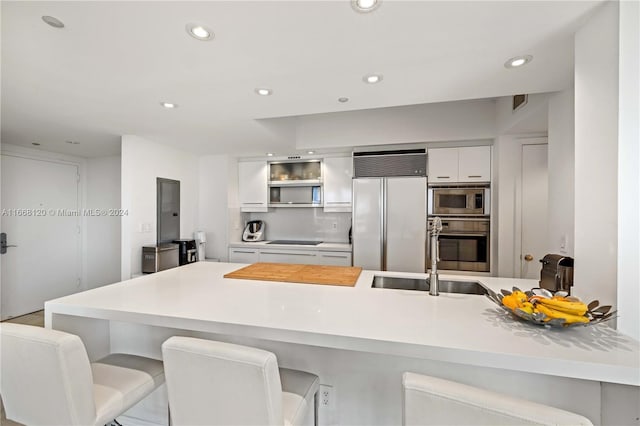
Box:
485, 287, 616, 328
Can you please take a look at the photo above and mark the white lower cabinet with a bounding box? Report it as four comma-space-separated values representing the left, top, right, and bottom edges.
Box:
228, 248, 260, 263
317, 251, 352, 266
260, 249, 318, 264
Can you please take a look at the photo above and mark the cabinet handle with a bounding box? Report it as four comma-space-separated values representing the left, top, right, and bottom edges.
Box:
321, 254, 348, 258
233, 250, 256, 254
436, 176, 450, 179
325, 202, 351, 205
243, 202, 265, 205
468, 175, 482, 178
262, 252, 315, 256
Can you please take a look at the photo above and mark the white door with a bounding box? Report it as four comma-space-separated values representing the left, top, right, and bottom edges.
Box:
520, 144, 548, 279
385, 177, 427, 273
1, 155, 81, 319
352, 178, 383, 270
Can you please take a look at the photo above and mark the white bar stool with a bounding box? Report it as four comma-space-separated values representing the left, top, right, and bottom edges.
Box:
402, 372, 593, 425
161, 336, 319, 426
0, 323, 165, 426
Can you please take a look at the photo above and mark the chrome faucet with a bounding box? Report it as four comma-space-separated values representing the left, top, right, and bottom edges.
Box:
429, 217, 443, 296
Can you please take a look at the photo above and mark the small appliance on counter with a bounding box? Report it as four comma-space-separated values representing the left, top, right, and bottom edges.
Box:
194, 231, 206, 261
142, 243, 179, 274
539, 254, 574, 294
173, 239, 197, 265
242, 220, 265, 242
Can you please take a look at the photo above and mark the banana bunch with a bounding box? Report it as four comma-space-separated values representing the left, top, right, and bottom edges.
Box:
501, 290, 590, 324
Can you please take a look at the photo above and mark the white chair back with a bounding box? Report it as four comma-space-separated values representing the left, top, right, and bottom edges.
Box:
402, 372, 593, 426
0, 323, 96, 426
162, 336, 284, 426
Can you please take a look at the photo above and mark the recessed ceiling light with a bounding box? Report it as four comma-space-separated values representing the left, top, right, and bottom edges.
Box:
255, 88, 273, 96
338, 97, 349, 103
32, 142, 41, 146
352, 0, 381, 13
266, 152, 274, 157
161, 102, 178, 109
363, 74, 383, 84
307, 151, 315, 155
504, 55, 533, 69
65, 140, 80, 145
186, 23, 214, 41
42, 16, 64, 29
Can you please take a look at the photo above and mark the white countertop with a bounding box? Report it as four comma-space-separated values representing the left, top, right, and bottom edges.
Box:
45, 262, 639, 386
229, 241, 352, 252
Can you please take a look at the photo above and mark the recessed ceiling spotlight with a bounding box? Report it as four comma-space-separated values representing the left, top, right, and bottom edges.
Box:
266, 152, 274, 157
65, 140, 80, 145
42, 16, 64, 28
307, 151, 315, 155
363, 74, 383, 84
351, 0, 381, 13
338, 97, 349, 103
255, 88, 273, 96
186, 23, 214, 41
504, 55, 533, 69
32, 142, 41, 146
160, 102, 178, 109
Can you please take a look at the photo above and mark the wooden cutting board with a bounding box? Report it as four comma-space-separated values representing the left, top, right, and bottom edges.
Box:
224, 262, 362, 287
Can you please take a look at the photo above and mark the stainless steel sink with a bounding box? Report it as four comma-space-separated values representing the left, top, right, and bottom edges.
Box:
371, 276, 489, 295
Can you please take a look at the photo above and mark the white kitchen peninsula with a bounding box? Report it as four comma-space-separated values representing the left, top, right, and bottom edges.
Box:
45, 262, 639, 426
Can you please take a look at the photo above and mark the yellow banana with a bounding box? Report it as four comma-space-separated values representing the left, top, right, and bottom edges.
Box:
536, 303, 590, 324
537, 298, 588, 316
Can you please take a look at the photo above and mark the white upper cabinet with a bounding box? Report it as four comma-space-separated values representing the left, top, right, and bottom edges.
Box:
427, 148, 459, 184
238, 161, 268, 212
323, 156, 353, 212
458, 146, 491, 182
428, 146, 491, 184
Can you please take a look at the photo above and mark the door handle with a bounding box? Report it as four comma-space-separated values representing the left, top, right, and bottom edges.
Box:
1, 232, 17, 255
524, 254, 533, 262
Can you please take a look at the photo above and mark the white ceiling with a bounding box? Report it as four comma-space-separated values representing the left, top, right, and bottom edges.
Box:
1, 1, 602, 157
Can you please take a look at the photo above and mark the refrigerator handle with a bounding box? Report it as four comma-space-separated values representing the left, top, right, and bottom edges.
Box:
381, 179, 387, 271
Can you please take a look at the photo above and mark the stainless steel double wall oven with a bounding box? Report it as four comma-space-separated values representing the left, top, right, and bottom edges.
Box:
427, 185, 490, 273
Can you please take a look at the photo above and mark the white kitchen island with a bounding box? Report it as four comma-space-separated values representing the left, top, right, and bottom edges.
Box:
45, 262, 640, 426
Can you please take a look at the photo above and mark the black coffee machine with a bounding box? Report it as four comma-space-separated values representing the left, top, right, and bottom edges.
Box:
173, 239, 197, 265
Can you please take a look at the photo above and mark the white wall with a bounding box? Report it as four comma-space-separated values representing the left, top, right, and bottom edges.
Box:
547, 88, 575, 256
86, 155, 121, 288
121, 135, 198, 278
295, 99, 496, 149
574, 1, 619, 309
616, 0, 640, 341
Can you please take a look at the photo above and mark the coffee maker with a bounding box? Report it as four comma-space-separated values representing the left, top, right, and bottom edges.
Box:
173, 239, 197, 265
242, 220, 265, 242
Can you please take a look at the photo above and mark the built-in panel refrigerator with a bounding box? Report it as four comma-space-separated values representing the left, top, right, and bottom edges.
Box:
352, 176, 427, 273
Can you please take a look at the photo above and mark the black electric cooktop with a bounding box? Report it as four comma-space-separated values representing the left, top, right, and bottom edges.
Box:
267, 240, 323, 246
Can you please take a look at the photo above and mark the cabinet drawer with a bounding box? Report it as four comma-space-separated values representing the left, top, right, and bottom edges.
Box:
318, 252, 352, 266
228, 248, 260, 264
260, 250, 318, 265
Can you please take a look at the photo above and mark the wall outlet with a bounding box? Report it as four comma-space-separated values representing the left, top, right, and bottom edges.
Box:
318, 384, 335, 425
331, 222, 338, 230
560, 234, 568, 253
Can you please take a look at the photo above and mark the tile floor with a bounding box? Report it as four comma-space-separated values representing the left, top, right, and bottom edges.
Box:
1, 310, 44, 426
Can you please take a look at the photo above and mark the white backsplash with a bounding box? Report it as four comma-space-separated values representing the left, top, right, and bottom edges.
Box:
243, 209, 351, 243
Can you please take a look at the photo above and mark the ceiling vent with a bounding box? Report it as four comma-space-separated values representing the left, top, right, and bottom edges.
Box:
513, 94, 528, 112
353, 149, 427, 178
287, 156, 302, 160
